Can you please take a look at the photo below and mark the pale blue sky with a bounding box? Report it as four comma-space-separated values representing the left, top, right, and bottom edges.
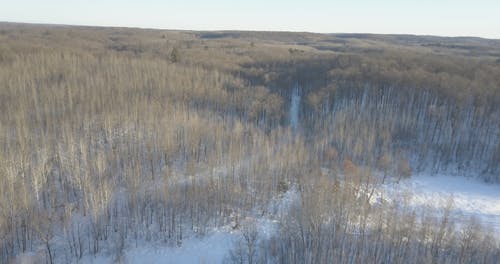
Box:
1, 0, 499, 38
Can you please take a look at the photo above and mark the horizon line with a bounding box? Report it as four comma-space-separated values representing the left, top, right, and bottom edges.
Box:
1, 20, 499, 41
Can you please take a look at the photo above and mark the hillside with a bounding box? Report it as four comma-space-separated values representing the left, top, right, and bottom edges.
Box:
0, 22, 499, 263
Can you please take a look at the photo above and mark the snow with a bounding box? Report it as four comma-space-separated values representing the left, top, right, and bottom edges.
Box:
80, 187, 300, 264
69, 174, 500, 263
81, 229, 238, 264
378, 174, 500, 235
126, 230, 237, 264
14, 252, 41, 264
289, 86, 300, 130
267, 185, 300, 216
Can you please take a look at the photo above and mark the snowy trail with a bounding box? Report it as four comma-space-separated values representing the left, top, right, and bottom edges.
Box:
290, 86, 301, 130
379, 174, 500, 235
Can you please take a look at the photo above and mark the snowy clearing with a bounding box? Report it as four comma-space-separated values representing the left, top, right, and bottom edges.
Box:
378, 174, 500, 235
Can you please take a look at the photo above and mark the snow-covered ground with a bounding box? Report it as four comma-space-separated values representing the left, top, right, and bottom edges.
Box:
79, 187, 299, 264
74, 175, 500, 263
81, 229, 238, 264
289, 86, 301, 130
378, 174, 500, 235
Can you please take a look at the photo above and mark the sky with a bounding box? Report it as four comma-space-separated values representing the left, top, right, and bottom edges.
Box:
1, 0, 499, 39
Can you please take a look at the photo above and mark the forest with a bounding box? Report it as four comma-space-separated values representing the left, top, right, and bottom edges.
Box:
0, 22, 499, 263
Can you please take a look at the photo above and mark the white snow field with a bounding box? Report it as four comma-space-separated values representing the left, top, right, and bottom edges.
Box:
377, 174, 500, 235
